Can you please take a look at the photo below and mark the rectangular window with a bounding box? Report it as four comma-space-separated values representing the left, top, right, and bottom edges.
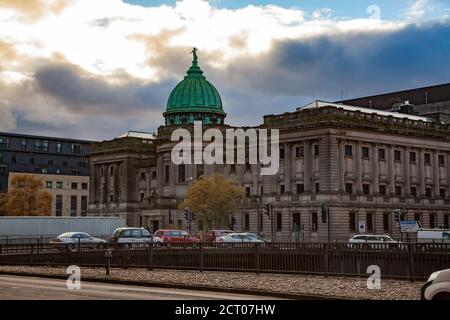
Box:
424, 153, 431, 165
178, 164, 185, 183
345, 183, 353, 194
362, 147, 369, 159
345, 145, 353, 157
46, 181, 52, 189
296, 184, 304, 194
315, 183, 320, 193
140, 193, 144, 202
196, 164, 204, 178
280, 184, 285, 194
276, 213, 282, 231
425, 187, 432, 198
439, 154, 445, 166
314, 145, 319, 157
260, 185, 264, 195
383, 213, 390, 231
429, 214, 436, 228
379, 185, 386, 195
394, 150, 401, 162
56, 142, 62, 153
410, 152, 416, 163
410, 186, 417, 197
48, 159, 53, 166
42, 140, 49, 152
72, 143, 82, 154
70, 195, 77, 217
279, 148, 285, 160
440, 188, 446, 198
55, 195, 63, 216
367, 213, 373, 232
81, 183, 88, 190
296, 146, 304, 158
378, 148, 385, 160
110, 166, 114, 177
395, 186, 402, 196
41, 168, 48, 174
164, 165, 170, 184
63, 158, 68, 167
30, 157, 35, 164
258, 212, 263, 231
152, 171, 157, 179
245, 186, 251, 197
81, 196, 87, 217
311, 212, 318, 231
349, 212, 356, 231
56, 181, 63, 189
244, 214, 250, 231
363, 184, 370, 195
444, 214, 449, 229
20, 140, 26, 150
11, 154, 16, 163
71, 182, 78, 190
34, 140, 43, 152
0, 136, 9, 149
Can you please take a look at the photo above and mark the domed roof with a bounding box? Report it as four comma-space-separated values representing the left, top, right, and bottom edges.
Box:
164, 48, 226, 117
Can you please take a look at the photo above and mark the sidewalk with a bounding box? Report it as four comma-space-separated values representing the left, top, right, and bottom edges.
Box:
0, 265, 422, 300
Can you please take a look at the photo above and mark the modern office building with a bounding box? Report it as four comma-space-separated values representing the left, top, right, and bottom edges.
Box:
0, 132, 93, 216
88, 52, 450, 241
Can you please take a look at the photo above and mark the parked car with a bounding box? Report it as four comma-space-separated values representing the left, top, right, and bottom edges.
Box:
154, 229, 200, 243
216, 232, 266, 243
51, 232, 106, 250
206, 230, 234, 242
110, 227, 163, 245
348, 234, 402, 248
421, 269, 450, 300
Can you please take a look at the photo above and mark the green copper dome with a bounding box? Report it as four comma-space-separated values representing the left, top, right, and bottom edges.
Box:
164, 48, 226, 125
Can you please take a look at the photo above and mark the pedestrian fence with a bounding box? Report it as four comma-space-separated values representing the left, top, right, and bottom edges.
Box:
0, 241, 448, 281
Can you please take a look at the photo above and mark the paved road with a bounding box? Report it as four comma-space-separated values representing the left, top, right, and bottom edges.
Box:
0, 275, 283, 300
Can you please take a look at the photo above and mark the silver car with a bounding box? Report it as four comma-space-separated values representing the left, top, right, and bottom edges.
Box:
217, 233, 266, 243
51, 232, 106, 250
421, 269, 450, 300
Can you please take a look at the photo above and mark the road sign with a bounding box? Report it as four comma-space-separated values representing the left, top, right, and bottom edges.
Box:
400, 220, 420, 233
358, 221, 366, 234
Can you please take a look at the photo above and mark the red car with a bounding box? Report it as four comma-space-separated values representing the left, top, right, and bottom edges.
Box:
154, 229, 200, 243
206, 230, 234, 242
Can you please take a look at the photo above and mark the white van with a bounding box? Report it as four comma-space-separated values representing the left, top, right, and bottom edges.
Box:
417, 229, 450, 243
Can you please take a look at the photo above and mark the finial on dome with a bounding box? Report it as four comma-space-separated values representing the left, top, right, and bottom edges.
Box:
190, 47, 198, 63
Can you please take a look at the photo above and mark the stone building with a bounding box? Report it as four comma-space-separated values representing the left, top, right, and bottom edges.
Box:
88, 52, 450, 242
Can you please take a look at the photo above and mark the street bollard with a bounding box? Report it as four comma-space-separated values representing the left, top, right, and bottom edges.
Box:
105, 249, 112, 276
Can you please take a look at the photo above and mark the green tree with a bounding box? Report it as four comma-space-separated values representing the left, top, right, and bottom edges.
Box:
179, 173, 245, 229
4, 175, 52, 216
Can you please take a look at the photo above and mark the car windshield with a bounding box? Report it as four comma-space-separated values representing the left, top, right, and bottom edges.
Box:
142, 229, 150, 237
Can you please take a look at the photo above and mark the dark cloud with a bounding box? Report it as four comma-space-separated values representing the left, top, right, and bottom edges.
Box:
33, 61, 174, 116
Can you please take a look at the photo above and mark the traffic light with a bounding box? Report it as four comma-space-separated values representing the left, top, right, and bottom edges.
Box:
394, 209, 401, 224
321, 205, 328, 223
263, 202, 272, 218
183, 207, 190, 223
228, 214, 236, 230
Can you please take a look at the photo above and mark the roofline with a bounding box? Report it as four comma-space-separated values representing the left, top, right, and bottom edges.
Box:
0, 131, 96, 144
336, 82, 450, 103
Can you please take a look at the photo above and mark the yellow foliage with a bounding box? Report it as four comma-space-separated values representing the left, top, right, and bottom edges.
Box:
179, 173, 244, 229
4, 175, 52, 216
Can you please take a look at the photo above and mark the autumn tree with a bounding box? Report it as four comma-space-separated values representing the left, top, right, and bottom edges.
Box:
4, 175, 52, 216
179, 173, 245, 229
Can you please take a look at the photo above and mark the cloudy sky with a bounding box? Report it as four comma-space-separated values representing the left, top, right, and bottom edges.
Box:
0, 0, 449, 141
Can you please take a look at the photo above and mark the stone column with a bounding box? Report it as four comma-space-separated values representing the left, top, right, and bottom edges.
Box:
372, 144, 379, 194
433, 151, 440, 196
355, 141, 362, 194
338, 139, 345, 192
418, 149, 425, 197
304, 141, 311, 193
388, 146, 395, 195
403, 146, 410, 196
284, 143, 292, 194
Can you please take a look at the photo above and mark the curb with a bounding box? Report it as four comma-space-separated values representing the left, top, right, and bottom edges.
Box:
0, 269, 353, 300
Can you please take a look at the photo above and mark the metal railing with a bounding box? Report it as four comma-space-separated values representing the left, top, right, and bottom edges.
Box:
0, 242, 449, 280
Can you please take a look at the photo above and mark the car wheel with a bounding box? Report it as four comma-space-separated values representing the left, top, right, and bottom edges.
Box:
432, 292, 450, 300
